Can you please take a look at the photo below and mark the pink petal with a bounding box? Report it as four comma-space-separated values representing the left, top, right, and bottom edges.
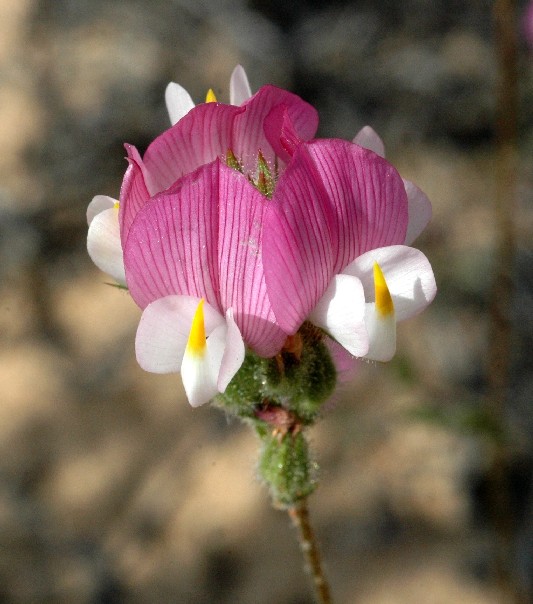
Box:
263, 104, 303, 164
229, 65, 252, 106
343, 245, 437, 321
142, 102, 245, 194
216, 164, 288, 356
300, 140, 408, 273
119, 145, 152, 242
352, 125, 386, 158
124, 160, 287, 356
262, 140, 408, 333
234, 84, 318, 174
262, 145, 336, 334
124, 162, 222, 310
403, 179, 432, 245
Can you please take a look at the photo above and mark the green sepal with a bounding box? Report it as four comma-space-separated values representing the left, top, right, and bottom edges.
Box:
258, 430, 316, 507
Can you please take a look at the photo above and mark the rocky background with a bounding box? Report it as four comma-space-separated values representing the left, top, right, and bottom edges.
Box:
0, 0, 532, 602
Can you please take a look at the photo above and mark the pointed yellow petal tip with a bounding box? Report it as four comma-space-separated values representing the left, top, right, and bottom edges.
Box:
186, 299, 207, 356
373, 262, 394, 317
205, 88, 217, 103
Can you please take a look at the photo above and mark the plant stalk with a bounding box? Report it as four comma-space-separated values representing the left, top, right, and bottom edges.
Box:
288, 499, 333, 604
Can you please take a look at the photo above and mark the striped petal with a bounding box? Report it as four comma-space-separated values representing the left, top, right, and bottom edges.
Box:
297, 140, 408, 273
142, 102, 244, 194
263, 103, 303, 164
262, 139, 408, 334
352, 127, 432, 245
119, 145, 152, 242
262, 144, 336, 334
123, 162, 222, 310
234, 84, 318, 174
216, 163, 287, 357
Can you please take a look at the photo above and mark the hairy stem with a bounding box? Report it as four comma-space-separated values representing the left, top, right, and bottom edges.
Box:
288, 499, 332, 604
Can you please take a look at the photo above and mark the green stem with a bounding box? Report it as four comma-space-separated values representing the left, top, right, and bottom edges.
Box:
288, 499, 333, 604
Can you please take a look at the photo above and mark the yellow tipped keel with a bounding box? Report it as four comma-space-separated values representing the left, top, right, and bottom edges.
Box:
373, 262, 394, 317
205, 88, 217, 103
186, 299, 207, 357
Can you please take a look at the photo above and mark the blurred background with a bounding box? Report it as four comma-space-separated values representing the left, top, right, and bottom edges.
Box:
0, 0, 532, 602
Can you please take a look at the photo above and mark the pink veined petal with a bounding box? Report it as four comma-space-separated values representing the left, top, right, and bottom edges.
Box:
364, 302, 397, 362
403, 179, 432, 245
343, 245, 437, 322
87, 206, 126, 285
165, 82, 195, 125
308, 274, 369, 357
141, 102, 245, 194
217, 163, 288, 357
217, 308, 245, 392
135, 295, 225, 373
234, 84, 319, 174
229, 65, 252, 106
87, 195, 116, 225
352, 125, 386, 158
262, 144, 337, 334
119, 145, 152, 242
298, 139, 409, 274
124, 162, 222, 310
263, 104, 303, 164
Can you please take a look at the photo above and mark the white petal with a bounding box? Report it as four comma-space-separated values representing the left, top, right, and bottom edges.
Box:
165, 82, 195, 125
87, 195, 116, 225
343, 245, 437, 322
229, 65, 252, 106
87, 206, 126, 285
217, 308, 245, 391
403, 179, 432, 245
136, 296, 224, 374
309, 274, 369, 357
364, 302, 396, 362
181, 342, 221, 407
352, 125, 386, 158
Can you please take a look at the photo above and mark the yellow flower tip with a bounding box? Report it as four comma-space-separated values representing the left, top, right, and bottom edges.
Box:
113, 201, 120, 210
205, 88, 217, 103
373, 262, 394, 317
186, 299, 207, 356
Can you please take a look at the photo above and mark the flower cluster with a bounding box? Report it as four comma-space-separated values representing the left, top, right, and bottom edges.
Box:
87, 66, 436, 408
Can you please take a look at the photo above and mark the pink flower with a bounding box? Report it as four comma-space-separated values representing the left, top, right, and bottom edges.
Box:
87, 66, 436, 407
